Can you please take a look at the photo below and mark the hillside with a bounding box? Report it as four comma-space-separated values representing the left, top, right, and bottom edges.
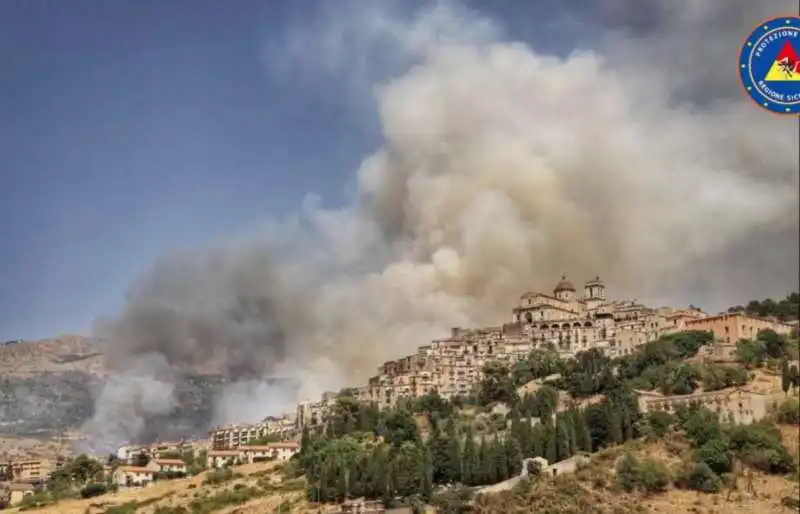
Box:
473, 425, 800, 514
4, 420, 797, 514
0, 336, 105, 378
3, 461, 308, 514
0, 337, 229, 442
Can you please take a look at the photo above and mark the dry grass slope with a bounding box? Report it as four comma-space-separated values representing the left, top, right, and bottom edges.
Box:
3, 462, 311, 514
473, 425, 800, 514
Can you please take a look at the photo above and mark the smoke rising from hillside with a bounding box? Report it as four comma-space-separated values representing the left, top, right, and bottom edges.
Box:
81, 0, 798, 451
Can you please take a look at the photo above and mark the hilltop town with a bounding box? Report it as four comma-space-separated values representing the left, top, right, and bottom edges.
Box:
1, 275, 798, 513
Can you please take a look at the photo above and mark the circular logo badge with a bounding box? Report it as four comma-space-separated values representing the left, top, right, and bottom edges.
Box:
740, 16, 800, 114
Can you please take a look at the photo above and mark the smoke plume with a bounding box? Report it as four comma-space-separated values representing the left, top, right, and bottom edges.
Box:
81, 0, 798, 451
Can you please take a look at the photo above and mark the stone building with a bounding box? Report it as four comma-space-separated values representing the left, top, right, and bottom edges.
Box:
635, 387, 784, 425
508, 275, 673, 358
209, 414, 296, 451
238, 442, 301, 463
8, 459, 56, 483
6, 483, 35, 506
683, 312, 794, 344
295, 396, 337, 432
295, 275, 699, 427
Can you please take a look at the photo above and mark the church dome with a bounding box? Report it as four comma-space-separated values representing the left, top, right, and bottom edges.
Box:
554, 274, 576, 292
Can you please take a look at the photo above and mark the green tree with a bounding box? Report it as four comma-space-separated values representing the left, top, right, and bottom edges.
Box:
488, 437, 508, 484
477, 437, 491, 486
606, 403, 623, 446
443, 418, 463, 484
421, 444, 434, 501
504, 435, 523, 477
682, 409, 723, 447
790, 364, 800, 389
645, 411, 674, 439
382, 407, 421, 447
544, 422, 557, 464
529, 423, 545, 458
674, 461, 721, 493
758, 329, 787, 359
392, 442, 425, 498
427, 424, 449, 484
781, 361, 792, 395
555, 418, 572, 461
477, 361, 519, 406
735, 338, 766, 368
461, 425, 479, 486
696, 437, 732, 474
571, 407, 592, 452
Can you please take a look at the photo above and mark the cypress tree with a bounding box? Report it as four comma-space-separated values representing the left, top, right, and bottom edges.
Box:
505, 435, 523, 477
563, 412, 577, 456
606, 402, 623, 445
515, 416, 533, 457
427, 424, 449, 484
489, 437, 508, 483
530, 423, 545, 458
555, 419, 571, 462
573, 408, 592, 452
544, 422, 558, 464
421, 444, 434, 501
461, 426, 478, 486
622, 407, 634, 442
781, 360, 791, 394
443, 417, 462, 484
477, 437, 491, 485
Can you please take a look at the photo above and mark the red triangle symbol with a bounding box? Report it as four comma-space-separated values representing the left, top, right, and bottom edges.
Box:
775, 40, 799, 65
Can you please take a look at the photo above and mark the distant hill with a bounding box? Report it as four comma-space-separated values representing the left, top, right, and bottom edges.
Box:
0, 335, 106, 378
0, 335, 227, 442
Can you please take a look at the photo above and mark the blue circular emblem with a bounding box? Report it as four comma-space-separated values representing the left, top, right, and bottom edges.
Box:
740, 16, 800, 114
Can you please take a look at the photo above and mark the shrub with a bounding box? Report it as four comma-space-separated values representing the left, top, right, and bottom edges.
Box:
19, 492, 54, 510
187, 486, 260, 514
775, 397, 800, 424
682, 408, 723, 447
154, 507, 189, 514
615, 453, 671, 494
80, 482, 108, 498
674, 461, 722, 493
782, 495, 800, 509
430, 485, 474, 514
695, 438, 733, 474
646, 411, 674, 439
203, 468, 239, 485
727, 422, 796, 474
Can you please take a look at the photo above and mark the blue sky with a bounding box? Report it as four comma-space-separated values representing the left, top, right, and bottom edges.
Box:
0, 0, 608, 340
0, 0, 365, 338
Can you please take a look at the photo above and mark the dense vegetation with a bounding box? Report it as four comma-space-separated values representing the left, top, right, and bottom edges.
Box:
292, 383, 641, 507
728, 292, 799, 322
293, 327, 800, 510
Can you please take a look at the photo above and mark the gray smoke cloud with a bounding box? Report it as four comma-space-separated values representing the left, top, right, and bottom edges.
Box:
81, 0, 798, 451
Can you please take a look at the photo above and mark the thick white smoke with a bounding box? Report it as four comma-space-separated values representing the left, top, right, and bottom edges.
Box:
81, 0, 798, 451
